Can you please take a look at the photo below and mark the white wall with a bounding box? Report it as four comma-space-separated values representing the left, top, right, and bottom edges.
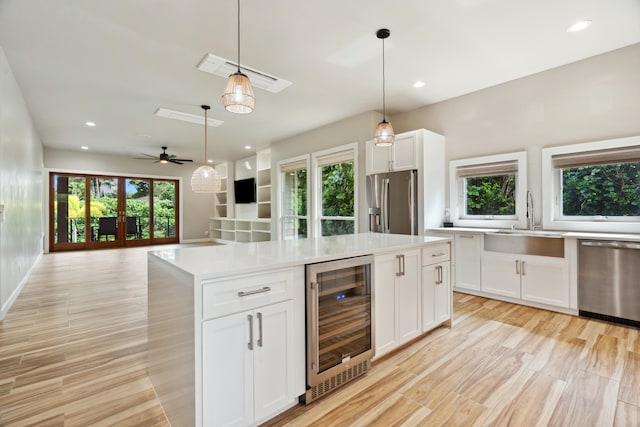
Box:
43, 148, 215, 243
0, 47, 44, 319
270, 111, 379, 237
390, 43, 640, 225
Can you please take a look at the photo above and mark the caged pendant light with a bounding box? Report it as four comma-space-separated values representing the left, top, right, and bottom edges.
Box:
221, 0, 256, 114
191, 105, 221, 193
373, 28, 395, 146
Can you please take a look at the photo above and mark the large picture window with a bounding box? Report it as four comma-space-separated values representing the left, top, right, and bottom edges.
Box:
542, 136, 640, 233
450, 152, 527, 228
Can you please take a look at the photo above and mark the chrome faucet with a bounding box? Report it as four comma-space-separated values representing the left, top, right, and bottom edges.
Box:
526, 190, 534, 231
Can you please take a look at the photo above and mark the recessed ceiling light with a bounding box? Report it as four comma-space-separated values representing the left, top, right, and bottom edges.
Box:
567, 20, 592, 33
244, 145, 252, 150
85, 121, 96, 127
413, 81, 426, 88
81, 146, 89, 150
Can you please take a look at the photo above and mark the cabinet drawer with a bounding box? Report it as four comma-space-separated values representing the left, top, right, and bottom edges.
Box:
422, 244, 450, 266
203, 269, 295, 320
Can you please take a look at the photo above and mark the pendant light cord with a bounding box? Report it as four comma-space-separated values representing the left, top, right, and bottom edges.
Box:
382, 36, 386, 121
204, 107, 208, 163
237, 0, 241, 73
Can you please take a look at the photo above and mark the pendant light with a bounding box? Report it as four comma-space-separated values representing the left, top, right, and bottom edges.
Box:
373, 28, 395, 146
221, 0, 256, 114
191, 105, 221, 193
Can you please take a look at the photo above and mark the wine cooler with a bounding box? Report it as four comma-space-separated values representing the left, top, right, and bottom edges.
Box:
303, 255, 374, 403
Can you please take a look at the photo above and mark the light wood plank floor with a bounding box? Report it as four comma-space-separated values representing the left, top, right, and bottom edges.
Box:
1, 246, 639, 426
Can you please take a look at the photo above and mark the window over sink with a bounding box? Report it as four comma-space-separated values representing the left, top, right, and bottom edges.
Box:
542, 135, 640, 233
449, 152, 527, 229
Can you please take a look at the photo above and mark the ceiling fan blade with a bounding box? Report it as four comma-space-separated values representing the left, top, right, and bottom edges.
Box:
153, 160, 160, 163
170, 159, 184, 165
138, 153, 158, 158
133, 157, 156, 160
172, 158, 193, 162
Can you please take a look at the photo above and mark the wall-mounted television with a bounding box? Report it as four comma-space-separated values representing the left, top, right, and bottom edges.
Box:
234, 177, 256, 204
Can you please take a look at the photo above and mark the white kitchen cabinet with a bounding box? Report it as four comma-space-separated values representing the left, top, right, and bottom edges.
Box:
481, 253, 570, 307
203, 300, 297, 427
421, 243, 451, 332
521, 257, 570, 307
365, 132, 420, 175
374, 248, 421, 358
454, 233, 482, 291
481, 252, 521, 298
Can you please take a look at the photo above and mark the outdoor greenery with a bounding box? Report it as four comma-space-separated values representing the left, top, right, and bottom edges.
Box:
321, 162, 355, 236
465, 175, 516, 215
561, 163, 639, 216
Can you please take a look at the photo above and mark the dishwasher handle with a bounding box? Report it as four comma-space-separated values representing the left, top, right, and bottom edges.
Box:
580, 241, 640, 250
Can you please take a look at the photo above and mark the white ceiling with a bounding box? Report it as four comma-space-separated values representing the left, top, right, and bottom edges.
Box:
1, 0, 639, 164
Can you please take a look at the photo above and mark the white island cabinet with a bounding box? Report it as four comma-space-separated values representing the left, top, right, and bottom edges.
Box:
148, 233, 451, 427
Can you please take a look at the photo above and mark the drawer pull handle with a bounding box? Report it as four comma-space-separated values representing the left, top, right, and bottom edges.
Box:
238, 286, 272, 297
432, 252, 446, 257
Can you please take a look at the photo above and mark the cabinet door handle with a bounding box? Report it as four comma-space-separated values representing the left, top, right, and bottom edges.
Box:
401, 254, 406, 276
247, 314, 253, 351
432, 252, 446, 257
436, 265, 442, 284
515, 260, 520, 275
257, 312, 263, 347
521, 261, 526, 276
459, 235, 475, 239
396, 255, 402, 276
238, 286, 271, 297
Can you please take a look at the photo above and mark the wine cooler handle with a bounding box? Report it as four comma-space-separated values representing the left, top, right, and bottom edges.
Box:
257, 312, 263, 347
247, 314, 253, 351
310, 283, 319, 372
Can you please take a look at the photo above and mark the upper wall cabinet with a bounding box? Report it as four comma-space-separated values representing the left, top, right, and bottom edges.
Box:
366, 132, 420, 175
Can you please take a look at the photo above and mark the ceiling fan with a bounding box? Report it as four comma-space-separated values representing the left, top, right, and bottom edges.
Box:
135, 146, 193, 165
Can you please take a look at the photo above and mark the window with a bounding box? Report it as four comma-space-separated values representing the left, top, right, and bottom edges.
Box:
278, 156, 309, 240
313, 144, 358, 237
542, 136, 640, 233
450, 152, 527, 228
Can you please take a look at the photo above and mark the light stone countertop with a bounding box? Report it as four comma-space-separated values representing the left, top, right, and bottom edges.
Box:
427, 227, 640, 242
149, 232, 451, 279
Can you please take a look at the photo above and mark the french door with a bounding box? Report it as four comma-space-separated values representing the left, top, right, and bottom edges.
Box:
50, 173, 179, 251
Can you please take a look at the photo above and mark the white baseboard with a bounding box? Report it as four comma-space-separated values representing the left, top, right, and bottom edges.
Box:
0, 251, 43, 320
181, 238, 213, 244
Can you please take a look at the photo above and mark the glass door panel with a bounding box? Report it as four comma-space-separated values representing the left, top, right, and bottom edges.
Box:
52, 174, 87, 248
51, 173, 179, 251
125, 179, 150, 243
89, 176, 119, 243
153, 180, 177, 239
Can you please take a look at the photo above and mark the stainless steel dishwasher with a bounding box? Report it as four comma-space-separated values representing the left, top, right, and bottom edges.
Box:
578, 240, 640, 327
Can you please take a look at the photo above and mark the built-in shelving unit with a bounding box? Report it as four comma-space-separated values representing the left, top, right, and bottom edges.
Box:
256, 149, 271, 219
214, 162, 232, 218
210, 149, 271, 244
210, 217, 271, 243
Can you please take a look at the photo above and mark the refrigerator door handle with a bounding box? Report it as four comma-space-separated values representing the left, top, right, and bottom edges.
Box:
409, 172, 416, 235
382, 178, 390, 233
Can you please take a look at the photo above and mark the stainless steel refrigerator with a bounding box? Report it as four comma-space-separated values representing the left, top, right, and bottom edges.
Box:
366, 170, 418, 235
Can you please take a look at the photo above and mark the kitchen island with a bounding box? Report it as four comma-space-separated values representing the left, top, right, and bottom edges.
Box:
147, 233, 451, 427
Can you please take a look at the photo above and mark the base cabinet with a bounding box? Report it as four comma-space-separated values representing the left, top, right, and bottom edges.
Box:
203, 300, 297, 427
454, 233, 482, 291
374, 249, 421, 358
422, 262, 451, 331
421, 243, 451, 332
481, 253, 570, 307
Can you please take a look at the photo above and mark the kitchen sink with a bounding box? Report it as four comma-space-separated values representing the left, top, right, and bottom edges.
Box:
485, 232, 565, 257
